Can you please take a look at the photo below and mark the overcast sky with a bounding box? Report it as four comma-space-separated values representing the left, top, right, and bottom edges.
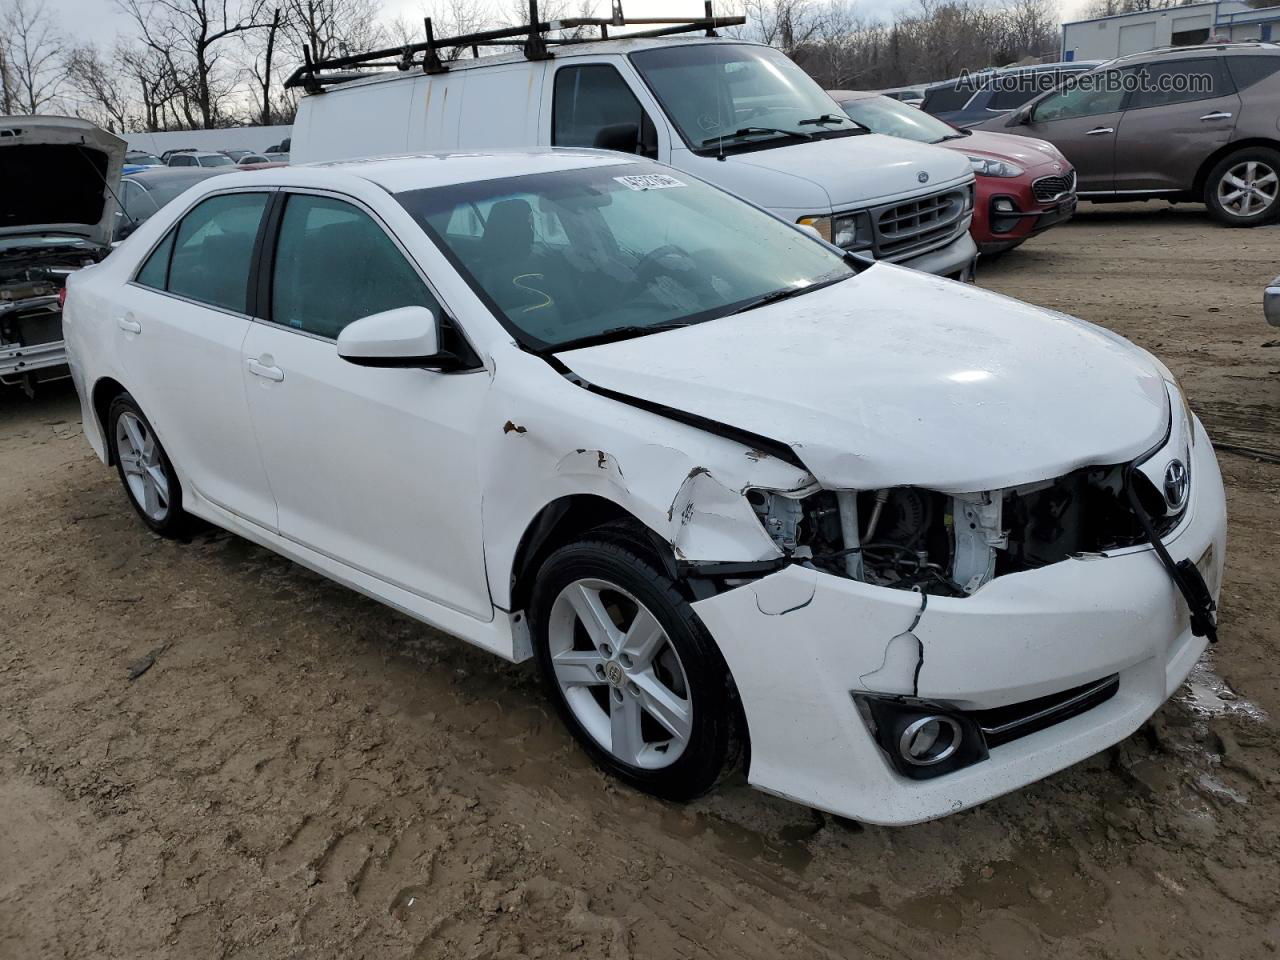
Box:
45, 0, 1093, 48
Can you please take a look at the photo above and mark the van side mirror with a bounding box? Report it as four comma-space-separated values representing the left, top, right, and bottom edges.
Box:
338, 305, 449, 368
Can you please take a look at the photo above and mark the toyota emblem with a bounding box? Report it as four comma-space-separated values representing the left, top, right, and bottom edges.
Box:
1163, 459, 1189, 510
917, 171, 929, 184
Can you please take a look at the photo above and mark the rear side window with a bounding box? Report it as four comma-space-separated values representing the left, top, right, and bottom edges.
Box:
1227, 55, 1280, 91
986, 86, 1036, 111
169, 155, 195, 167
553, 65, 656, 157
135, 229, 175, 289
166, 192, 268, 313
1126, 58, 1231, 110
270, 194, 440, 340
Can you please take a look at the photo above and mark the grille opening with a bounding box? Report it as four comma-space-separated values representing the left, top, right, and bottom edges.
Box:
1032, 170, 1076, 202
873, 189, 967, 260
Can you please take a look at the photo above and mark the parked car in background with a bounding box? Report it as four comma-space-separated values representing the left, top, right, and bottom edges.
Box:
236, 153, 271, 165
116, 166, 234, 242
64, 149, 1226, 824
831, 89, 1076, 255
221, 149, 256, 162
290, 32, 977, 279
0, 116, 124, 395
264, 152, 290, 163
124, 151, 163, 168
159, 148, 198, 162
878, 85, 927, 107
923, 61, 1103, 128
264, 137, 291, 154
974, 43, 1280, 227
1266, 274, 1280, 325
168, 151, 236, 169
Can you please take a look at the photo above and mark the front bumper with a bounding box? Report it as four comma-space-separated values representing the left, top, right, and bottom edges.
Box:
896, 230, 978, 281
972, 173, 1076, 255
691, 418, 1227, 825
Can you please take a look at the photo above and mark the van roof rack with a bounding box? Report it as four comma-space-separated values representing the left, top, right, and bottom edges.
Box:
284, 0, 745, 92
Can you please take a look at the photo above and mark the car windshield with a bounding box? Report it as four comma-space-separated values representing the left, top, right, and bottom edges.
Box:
397, 162, 854, 351
838, 96, 964, 144
630, 44, 860, 153
199, 154, 234, 167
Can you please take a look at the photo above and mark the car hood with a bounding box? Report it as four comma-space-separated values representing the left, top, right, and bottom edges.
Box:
720, 133, 974, 208
0, 116, 126, 247
558, 264, 1169, 492
945, 129, 1066, 171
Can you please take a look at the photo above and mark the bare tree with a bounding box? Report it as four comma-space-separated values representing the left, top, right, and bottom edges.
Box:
118, 0, 272, 128
281, 0, 388, 63
65, 44, 133, 130
0, 0, 67, 115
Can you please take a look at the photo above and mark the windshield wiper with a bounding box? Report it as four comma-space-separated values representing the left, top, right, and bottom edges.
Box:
698, 126, 815, 148
798, 114, 855, 126
548, 321, 693, 353
725, 272, 854, 317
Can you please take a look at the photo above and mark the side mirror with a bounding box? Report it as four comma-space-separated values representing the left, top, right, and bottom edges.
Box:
1265, 275, 1280, 327
338, 305, 445, 368
1006, 104, 1032, 127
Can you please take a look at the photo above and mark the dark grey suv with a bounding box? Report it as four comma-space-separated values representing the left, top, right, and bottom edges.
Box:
974, 43, 1280, 226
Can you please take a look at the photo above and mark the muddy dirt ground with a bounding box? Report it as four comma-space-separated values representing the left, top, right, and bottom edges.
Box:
2, 202, 1278, 960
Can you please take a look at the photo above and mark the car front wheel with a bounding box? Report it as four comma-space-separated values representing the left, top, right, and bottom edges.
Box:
531, 534, 739, 801
1205, 148, 1280, 227
107, 393, 190, 537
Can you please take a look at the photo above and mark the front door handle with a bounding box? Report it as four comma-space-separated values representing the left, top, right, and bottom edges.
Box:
1085, 126, 1114, 136
246, 358, 285, 382
1199, 111, 1232, 121
117, 316, 141, 334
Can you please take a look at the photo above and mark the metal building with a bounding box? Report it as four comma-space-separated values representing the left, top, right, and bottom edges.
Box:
1061, 1, 1280, 61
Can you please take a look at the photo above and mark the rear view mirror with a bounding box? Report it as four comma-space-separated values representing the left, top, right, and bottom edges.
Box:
337, 305, 443, 367
1266, 275, 1280, 327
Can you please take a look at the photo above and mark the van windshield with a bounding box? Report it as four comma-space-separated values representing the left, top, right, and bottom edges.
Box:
630, 44, 862, 153
397, 162, 854, 352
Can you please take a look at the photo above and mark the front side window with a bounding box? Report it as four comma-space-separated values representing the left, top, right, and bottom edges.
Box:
630, 44, 860, 153
553, 65, 657, 157
166, 192, 268, 313
921, 83, 974, 114
1032, 70, 1128, 121
838, 96, 963, 144
270, 194, 439, 340
1126, 58, 1230, 110
398, 162, 853, 351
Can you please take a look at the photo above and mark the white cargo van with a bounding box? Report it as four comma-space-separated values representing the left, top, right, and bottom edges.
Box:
287, 14, 978, 278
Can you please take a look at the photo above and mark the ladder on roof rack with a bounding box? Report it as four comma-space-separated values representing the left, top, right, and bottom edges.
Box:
283, 0, 745, 92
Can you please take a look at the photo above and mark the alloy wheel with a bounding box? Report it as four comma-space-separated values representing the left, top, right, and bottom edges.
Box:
1217, 160, 1279, 218
115, 411, 170, 522
547, 577, 693, 770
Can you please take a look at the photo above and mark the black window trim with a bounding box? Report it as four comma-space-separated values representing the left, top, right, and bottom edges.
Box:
126, 185, 277, 321
551, 59, 660, 158
253, 185, 483, 366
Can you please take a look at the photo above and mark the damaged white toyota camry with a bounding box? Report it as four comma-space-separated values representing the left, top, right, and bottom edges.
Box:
63, 150, 1226, 825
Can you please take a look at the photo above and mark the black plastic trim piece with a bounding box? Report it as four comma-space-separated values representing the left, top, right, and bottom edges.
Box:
971, 674, 1120, 748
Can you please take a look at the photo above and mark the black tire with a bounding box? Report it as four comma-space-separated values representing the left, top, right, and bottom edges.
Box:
1204, 147, 1280, 227
106, 393, 191, 538
530, 533, 739, 802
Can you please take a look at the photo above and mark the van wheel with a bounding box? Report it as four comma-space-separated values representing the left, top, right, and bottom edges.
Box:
1205, 148, 1280, 227
530, 535, 738, 801
107, 393, 190, 537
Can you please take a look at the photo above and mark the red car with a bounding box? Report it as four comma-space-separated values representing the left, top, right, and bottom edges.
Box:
830, 90, 1077, 256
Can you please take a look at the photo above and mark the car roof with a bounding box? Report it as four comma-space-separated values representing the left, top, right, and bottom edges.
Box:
314, 35, 767, 93
1113, 41, 1280, 64
184, 148, 641, 195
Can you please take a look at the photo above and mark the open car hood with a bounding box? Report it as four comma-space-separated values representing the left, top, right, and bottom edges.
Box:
0, 116, 126, 247
557, 264, 1170, 493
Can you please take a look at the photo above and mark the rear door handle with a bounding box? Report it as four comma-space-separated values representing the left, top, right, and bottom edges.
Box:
117, 316, 141, 334
246, 358, 285, 382
1199, 111, 1232, 121
1085, 126, 1114, 136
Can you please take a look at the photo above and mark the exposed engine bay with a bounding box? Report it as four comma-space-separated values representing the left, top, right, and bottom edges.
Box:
748, 462, 1185, 598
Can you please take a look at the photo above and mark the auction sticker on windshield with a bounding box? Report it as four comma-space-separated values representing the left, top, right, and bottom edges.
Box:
614, 174, 686, 191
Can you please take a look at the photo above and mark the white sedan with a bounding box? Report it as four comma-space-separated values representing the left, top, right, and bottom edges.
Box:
63, 150, 1227, 825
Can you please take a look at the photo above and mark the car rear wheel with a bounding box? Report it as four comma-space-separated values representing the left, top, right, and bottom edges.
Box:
1205, 148, 1280, 227
530, 534, 739, 801
107, 393, 190, 537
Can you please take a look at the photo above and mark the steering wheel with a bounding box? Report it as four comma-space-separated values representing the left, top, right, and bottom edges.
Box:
635, 245, 717, 303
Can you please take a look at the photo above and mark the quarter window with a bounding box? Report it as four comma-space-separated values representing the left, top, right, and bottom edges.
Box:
270, 194, 439, 340
553, 65, 657, 158
1226, 55, 1280, 91
135, 228, 175, 290
166, 192, 268, 314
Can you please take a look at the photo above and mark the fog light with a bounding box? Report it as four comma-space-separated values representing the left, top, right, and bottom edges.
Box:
899, 715, 962, 765
994, 198, 1015, 213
